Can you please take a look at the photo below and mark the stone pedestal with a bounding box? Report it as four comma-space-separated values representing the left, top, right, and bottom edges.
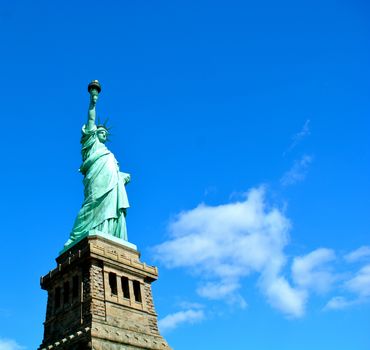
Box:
38, 235, 171, 350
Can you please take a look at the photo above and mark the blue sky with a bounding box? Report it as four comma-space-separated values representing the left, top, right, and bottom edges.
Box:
0, 0, 369, 349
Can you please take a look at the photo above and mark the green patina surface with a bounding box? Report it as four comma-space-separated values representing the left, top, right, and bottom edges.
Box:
63, 81, 132, 251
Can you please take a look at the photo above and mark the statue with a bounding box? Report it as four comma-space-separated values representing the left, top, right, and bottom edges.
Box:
64, 80, 131, 250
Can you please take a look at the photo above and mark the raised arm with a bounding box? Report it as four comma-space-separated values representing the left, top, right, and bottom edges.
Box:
86, 89, 99, 131
86, 80, 102, 131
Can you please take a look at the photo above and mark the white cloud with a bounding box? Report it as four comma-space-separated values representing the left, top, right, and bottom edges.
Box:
260, 275, 307, 318
345, 246, 370, 263
281, 155, 313, 186
196, 281, 240, 300
324, 263, 370, 311
345, 264, 370, 297
153, 186, 370, 319
325, 296, 356, 310
158, 309, 205, 332
292, 248, 336, 294
153, 187, 307, 318
197, 281, 247, 308
0, 339, 24, 350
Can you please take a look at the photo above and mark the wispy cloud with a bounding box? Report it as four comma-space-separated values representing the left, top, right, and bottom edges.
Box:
281, 154, 313, 186
292, 248, 336, 294
158, 309, 205, 332
324, 261, 370, 311
285, 119, 311, 154
0, 339, 24, 350
197, 281, 247, 308
325, 296, 359, 310
345, 246, 370, 263
345, 264, 370, 297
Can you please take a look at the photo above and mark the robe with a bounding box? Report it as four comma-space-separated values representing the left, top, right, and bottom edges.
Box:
65, 125, 130, 246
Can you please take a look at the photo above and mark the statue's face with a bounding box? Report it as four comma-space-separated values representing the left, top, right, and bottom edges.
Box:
97, 129, 107, 143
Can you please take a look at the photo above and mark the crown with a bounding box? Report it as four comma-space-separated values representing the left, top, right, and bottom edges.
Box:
96, 117, 112, 133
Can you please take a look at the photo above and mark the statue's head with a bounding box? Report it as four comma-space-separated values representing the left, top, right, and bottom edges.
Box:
97, 126, 108, 143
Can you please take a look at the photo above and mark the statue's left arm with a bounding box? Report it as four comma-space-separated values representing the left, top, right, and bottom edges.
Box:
121, 172, 131, 185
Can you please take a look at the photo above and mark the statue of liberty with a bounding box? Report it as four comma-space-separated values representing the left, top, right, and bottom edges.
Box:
64, 80, 130, 249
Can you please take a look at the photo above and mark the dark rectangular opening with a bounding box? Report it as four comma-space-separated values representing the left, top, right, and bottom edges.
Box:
109, 272, 117, 295
133, 280, 142, 303
63, 281, 70, 304
72, 275, 79, 299
55, 287, 61, 309
121, 276, 130, 299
